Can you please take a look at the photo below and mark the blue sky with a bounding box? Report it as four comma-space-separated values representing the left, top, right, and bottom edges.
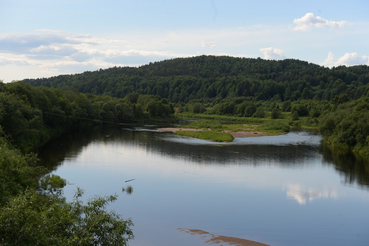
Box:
1, 0, 369, 82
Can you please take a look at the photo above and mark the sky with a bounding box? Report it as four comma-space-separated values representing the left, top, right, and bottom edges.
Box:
1, 0, 369, 82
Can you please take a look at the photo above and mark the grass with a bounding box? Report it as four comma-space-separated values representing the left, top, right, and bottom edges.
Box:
175, 130, 234, 142
257, 120, 290, 134
184, 119, 223, 130
174, 115, 292, 142
222, 123, 258, 132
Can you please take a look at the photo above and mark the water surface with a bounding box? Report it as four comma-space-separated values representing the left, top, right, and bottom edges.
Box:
38, 125, 369, 246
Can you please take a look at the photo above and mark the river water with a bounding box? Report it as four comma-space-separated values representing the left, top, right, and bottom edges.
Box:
38, 125, 369, 246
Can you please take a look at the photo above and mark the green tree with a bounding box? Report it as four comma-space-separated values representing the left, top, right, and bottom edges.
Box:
254, 107, 265, 118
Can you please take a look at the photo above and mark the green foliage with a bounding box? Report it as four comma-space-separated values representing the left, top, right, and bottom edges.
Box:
185, 119, 223, 130
319, 100, 369, 158
245, 103, 257, 117
176, 130, 234, 142
258, 120, 290, 133
39, 174, 67, 196
0, 81, 174, 152
253, 107, 266, 118
291, 104, 309, 117
282, 101, 291, 112
271, 107, 282, 119
0, 140, 44, 204
0, 189, 133, 246
292, 111, 299, 120
23, 56, 369, 104
191, 103, 206, 114
211, 102, 235, 115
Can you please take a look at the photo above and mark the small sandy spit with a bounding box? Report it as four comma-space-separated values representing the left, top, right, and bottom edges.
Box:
157, 128, 266, 138
177, 228, 270, 246
157, 128, 202, 133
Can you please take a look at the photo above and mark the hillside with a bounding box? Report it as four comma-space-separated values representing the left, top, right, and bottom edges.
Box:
22, 56, 369, 159
24, 55, 369, 103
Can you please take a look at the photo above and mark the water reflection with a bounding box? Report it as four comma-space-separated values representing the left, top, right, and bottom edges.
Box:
37, 125, 369, 246
320, 145, 369, 187
38, 125, 369, 189
285, 183, 338, 205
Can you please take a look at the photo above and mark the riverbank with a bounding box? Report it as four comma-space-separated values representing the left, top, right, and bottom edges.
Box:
158, 127, 268, 138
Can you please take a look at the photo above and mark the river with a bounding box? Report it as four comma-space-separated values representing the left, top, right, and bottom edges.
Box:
38, 125, 369, 246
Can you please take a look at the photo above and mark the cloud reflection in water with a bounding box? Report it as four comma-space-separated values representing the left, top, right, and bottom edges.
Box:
286, 183, 338, 205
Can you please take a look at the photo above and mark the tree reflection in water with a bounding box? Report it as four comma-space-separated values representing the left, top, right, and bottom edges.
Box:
38, 125, 369, 189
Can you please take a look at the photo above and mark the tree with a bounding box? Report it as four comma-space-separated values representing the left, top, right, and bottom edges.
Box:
0, 189, 133, 246
271, 107, 282, 119
254, 107, 265, 118
192, 103, 206, 114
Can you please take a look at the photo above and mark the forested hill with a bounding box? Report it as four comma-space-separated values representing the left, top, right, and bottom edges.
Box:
24, 55, 369, 103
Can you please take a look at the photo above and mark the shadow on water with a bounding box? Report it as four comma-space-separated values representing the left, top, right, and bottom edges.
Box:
38, 124, 369, 188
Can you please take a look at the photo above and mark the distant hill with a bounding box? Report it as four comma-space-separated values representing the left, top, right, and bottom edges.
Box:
23, 55, 369, 103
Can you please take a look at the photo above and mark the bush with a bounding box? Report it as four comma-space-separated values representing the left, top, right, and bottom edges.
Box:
258, 121, 290, 133
253, 107, 265, 118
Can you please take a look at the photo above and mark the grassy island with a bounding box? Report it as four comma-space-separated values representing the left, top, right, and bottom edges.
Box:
166, 119, 290, 142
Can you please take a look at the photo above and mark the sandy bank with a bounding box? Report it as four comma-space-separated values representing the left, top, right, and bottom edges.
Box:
178, 228, 270, 246
158, 128, 267, 138
157, 127, 202, 133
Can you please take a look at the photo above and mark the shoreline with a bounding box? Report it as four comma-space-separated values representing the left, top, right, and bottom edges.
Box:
157, 127, 268, 138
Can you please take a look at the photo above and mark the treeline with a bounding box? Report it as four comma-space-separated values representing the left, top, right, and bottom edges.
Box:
0, 82, 174, 152
24, 55, 369, 103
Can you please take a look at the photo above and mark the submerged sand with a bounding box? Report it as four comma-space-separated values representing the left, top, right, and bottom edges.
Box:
178, 228, 270, 246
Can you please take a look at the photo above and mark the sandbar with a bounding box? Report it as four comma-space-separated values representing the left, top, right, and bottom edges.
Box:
158, 128, 267, 138
178, 228, 270, 246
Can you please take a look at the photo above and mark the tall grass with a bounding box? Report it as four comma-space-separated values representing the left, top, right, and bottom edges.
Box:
175, 130, 234, 142
185, 119, 223, 130
257, 120, 290, 133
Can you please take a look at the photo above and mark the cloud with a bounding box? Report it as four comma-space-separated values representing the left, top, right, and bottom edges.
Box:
322, 52, 369, 67
286, 184, 338, 205
202, 41, 218, 48
0, 33, 82, 53
0, 26, 299, 81
0, 30, 198, 81
260, 47, 285, 60
292, 13, 348, 31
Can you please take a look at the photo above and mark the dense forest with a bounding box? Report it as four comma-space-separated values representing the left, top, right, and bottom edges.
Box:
0, 81, 174, 245
23, 55, 369, 159
24, 55, 369, 103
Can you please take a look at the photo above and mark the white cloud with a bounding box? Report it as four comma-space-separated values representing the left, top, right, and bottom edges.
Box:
1, 28, 265, 81
0, 30, 197, 81
260, 47, 285, 60
322, 52, 369, 67
292, 13, 348, 31
202, 41, 218, 48
286, 184, 338, 205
